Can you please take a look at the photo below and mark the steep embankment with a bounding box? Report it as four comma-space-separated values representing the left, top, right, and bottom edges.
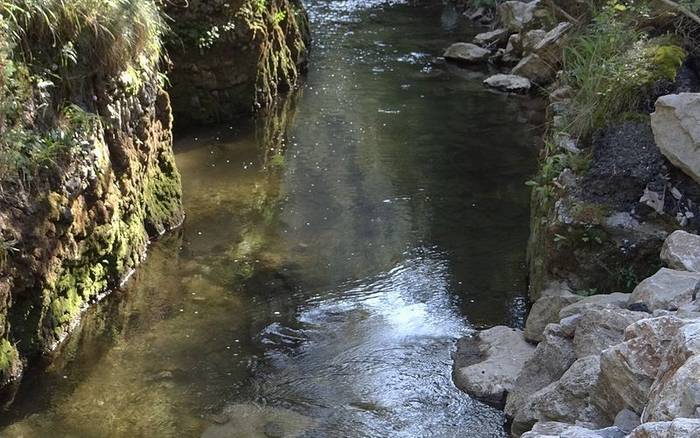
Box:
0, 0, 184, 385
446, 0, 700, 436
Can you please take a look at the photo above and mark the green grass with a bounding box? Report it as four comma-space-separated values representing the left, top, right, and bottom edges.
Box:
0, 0, 166, 186
561, 7, 686, 140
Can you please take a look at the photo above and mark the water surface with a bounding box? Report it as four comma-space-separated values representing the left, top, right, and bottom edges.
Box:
0, 0, 538, 436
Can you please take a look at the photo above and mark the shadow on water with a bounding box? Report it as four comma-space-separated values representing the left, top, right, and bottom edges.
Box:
0, 0, 540, 436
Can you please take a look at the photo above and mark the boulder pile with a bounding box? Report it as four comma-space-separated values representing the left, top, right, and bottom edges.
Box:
454, 230, 700, 437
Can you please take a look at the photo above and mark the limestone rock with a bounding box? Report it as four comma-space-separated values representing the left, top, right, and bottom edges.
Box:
628, 418, 700, 437
453, 326, 535, 406
598, 316, 687, 413
522, 355, 610, 428
645, 353, 700, 421
651, 93, 700, 184
661, 230, 700, 272
644, 321, 700, 421
473, 28, 510, 47
512, 53, 554, 85
484, 74, 531, 93
572, 307, 647, 358
629, 268, 700, 311
443, 43, 491, 63
506, 324, 577, 426
559, 293, 631, 319
524, 289, 582, 342
498, 0, 541, 32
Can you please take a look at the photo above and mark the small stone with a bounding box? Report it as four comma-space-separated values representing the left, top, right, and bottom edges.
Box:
483, 74, 531, 94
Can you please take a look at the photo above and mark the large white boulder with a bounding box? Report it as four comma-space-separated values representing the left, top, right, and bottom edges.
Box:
629, 268, 700, 311
651, 93, 700, 184
661, 230, 700, 272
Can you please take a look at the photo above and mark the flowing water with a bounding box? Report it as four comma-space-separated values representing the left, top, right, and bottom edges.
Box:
0, 0, 540, 436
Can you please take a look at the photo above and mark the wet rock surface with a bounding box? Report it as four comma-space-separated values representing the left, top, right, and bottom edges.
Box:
453, 326, 535, 407
483, 74, 532, 93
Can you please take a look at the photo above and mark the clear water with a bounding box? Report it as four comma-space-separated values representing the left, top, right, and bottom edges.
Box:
0, 0, 539, 436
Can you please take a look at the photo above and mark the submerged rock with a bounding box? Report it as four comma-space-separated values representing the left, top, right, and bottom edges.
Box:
483, 74, 532, 93
202, 403, 314, 438
453, 326, 535, 407
661, 230, 700, 272
629, 268, 700, 311
651, 93, 700, 184
443, 43, 491, 63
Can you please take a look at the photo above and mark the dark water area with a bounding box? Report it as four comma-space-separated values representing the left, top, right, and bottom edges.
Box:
0, 0, 539, 436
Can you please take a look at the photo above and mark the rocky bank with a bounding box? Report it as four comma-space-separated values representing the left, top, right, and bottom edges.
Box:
447, 0, 700, 436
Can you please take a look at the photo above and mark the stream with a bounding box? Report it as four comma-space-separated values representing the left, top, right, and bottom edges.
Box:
0, 0, 539, 436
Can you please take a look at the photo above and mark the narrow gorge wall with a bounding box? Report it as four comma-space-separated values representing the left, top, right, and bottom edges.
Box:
165, 0, 310, 126
0, 74, 184, 385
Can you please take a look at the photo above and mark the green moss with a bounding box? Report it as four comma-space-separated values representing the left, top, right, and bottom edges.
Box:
649, 44, 686, 81
0, 338, 19, 374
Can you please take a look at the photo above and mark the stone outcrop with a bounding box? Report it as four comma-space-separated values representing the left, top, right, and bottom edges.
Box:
651, 93, 700, 184
0, 61, 183, 386
444, 42, 491, 63
452, 326, 535, 406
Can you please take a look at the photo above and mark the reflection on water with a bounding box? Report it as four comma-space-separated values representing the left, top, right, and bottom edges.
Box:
0, 0, 538, 436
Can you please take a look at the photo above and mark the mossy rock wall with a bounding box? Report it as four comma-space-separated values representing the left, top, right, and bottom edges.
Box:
165, 0, 310, 126
0, 76, 184, 384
